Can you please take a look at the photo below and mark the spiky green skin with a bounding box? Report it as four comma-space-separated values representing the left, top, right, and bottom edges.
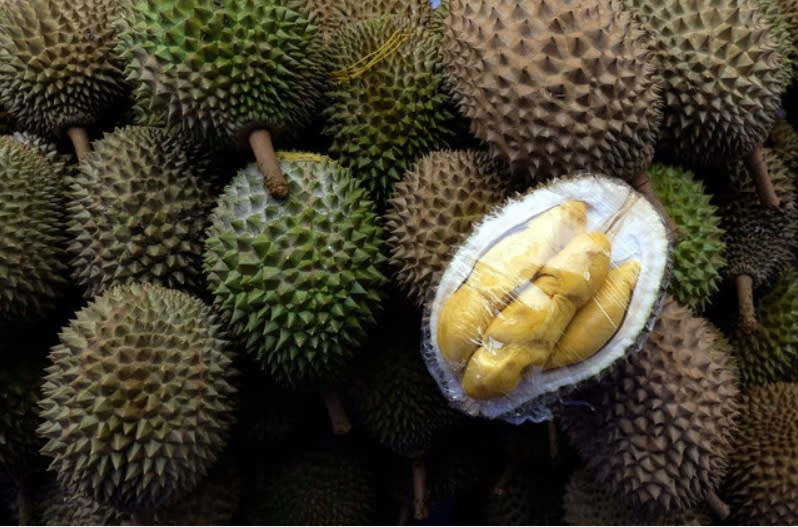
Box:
731, 272, 798, 388
766, 119, 798, 176
322, 16, 457, 203
38, 283, 237, 513
330, 0, 434, 26
622, 0, 787, 166
67, 126, 214, 299
482, 476, 531, 525
349, 320, 459, 458
118, 0, 324, 146
0, 362, 42, 480
0, 0, 129, 139
39, 481, 124, 526
757, 0, 797, 78
204, 155, 386, 389
386, 150, 512, 308
254, 446, 377, 525
725, 382, 798, 524
0, 135, 69, 323
720, 149, 797, 287
647, 164, 726, 312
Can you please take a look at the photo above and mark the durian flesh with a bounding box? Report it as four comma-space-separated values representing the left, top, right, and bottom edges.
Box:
425, 175, 670, 421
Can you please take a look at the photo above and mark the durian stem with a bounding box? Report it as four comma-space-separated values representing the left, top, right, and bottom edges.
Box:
249, 129, 288, 199
412, 458, 429, 520
322, 391, 352, 436
15, 483, 32, 526
548, 420, 559, 460
493, 462, 517, 495
744, 147, 779, 208
132, 509, 154, 526
630, 172, 682, 242
736, 274, 758, 334
704, 489, 730, 520
66, 127, 90, 162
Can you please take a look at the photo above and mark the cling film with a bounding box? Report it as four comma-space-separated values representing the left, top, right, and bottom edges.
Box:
422, 174, 672, 422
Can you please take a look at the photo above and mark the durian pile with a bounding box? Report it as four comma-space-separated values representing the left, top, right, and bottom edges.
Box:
0, 0, 797, 524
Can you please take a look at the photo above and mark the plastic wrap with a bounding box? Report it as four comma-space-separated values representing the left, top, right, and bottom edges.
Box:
422, 174, 672, 422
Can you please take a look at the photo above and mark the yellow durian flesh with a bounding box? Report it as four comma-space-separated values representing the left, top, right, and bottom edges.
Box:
534, 232, 611, 308
462, 341, 551, 399
436, 200, 587, 368
545, 260, 641, 371
483, 286, 576, 348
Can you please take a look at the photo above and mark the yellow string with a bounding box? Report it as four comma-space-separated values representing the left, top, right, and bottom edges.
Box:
277, 152, 331, 163
329, 30, 411, 82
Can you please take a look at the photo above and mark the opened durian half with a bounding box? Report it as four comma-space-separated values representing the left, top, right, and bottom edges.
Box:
423, 174, 671, 421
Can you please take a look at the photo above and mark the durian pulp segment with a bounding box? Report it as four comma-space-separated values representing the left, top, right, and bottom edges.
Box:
461, 232, 613, 399
436, 200, 587, 369
427, 175, 669, 419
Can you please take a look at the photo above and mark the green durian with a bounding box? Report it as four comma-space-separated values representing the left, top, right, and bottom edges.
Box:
249, 443, 377, 525
647, 164, 726, 312
0, 0, 129, 154
67, 126, 214, 299
118, 0, 325, 152
731, 271, 798, 388
37, 283, 237, 513
756, 0, 797, 78
481, 473, 532, 525
322, 15, 457, 203
38, 480, 124, 526
204, 153, 386, 389
0, 134, 69, 324
766, 119, 798, 177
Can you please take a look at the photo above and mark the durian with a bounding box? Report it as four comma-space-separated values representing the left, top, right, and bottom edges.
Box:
0, 0, 129, 158
0, 359, 43, 481
0, 134, 69, 324
329, 0, 434, 26
481, 473, 531, 525
37, 283, 237, 514
67, 126, 214, 299
385, 150, 512, 308
622, 0, 788, 206
730, 271, 798, 388
118, 0, 325, 198
724, 382, 798, 524
426, 174, 670, 420
718, 148, 797, 330
323, 15, 457, 203
38, 480, 124, 526
647, 164, 726, 312
561, 297, 739, 517
766, 118, 798, 176
249, 444, 377, 525
441, 0, 662, 184
563, 469, 712, 525
204, 153, 386, 389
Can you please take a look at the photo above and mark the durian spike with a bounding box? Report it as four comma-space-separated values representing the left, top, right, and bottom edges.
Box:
15, 481, 31, 526
249, 129, 288, 199
704, 489, 730, 520
547, 420, 559, 460
322, 391, 352, 436
412, 458, 429, 520
493, 462, 517, 495
744, 146, 780, 208
66, 127, 90, 162
630, 172, 683, 241
132, 509, 153, 525
736, 274, 758, 333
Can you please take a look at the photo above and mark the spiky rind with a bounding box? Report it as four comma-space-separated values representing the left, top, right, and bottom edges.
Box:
482, 475, 532, 525
731, 271, 798, 388
38, 283, 237, 512
67, 126, 214, 299
725, 382, 798, 524
118, 0, 325, 146
623, 0, 787, 165
756, 0, 797, 78
329, 0, 434, 26
386, 150, 512, 308
562, 297, 739, 516
563, 469, 712, 525
204, 155, 386, 388
0, 135, 69, 322
0, 0, 129, 139
766, 119, 798, 176
720, 148, 797, 286
39, 481, 124, 526
442, 0, 662, 182
253, 446, 377, 525
322, 16, 457, 203
648, 164, 726, 312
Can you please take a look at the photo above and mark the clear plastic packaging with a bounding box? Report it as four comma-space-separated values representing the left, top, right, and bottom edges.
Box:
422, 174, 672, 423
